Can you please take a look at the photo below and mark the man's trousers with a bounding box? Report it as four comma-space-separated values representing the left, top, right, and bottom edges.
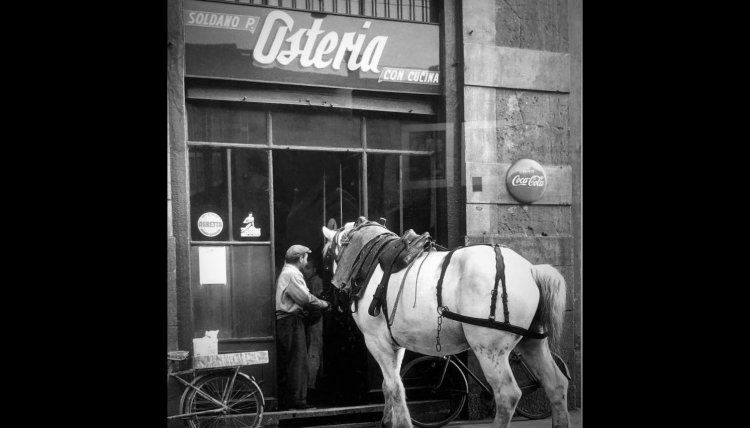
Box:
276, 314, 308, 408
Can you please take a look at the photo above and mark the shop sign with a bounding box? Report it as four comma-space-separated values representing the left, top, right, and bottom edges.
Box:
240, 212, 261, 237
505, 159, 547, 203
197, 212, 224, 237
184, 0, 440, 95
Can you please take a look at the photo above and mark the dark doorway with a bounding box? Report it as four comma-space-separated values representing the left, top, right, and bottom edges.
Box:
272, 151, 362, 268
272, 150, 371, 406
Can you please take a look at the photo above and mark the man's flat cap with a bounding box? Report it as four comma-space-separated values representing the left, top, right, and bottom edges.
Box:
286, 244, 311, 259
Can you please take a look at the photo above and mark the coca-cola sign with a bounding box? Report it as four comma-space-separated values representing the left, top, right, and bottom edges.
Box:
505, 159, 547, 203
184, 0, 440, 95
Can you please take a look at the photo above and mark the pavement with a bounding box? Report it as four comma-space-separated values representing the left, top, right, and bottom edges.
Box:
446, 409, 582, 428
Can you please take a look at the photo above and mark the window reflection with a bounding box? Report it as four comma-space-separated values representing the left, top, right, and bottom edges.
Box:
366, 113, 437, 151
403, 154, 435, 237
232, 149, 270, 241
367, 154, 401, 233
273, 106, 361, 149
273, 151, 361, 273
189, 147, 229, 241
187, 100, 267, 144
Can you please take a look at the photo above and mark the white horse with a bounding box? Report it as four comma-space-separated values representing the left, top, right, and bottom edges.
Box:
322, 218, 570, 428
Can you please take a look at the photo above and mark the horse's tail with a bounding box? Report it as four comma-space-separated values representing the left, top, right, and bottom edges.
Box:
530, 264, 567, 351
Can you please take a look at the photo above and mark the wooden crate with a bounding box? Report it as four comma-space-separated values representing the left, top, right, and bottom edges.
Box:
193, 351, 269, 369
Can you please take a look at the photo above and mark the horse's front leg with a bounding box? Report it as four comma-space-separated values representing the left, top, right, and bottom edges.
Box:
363, 333, 412, 428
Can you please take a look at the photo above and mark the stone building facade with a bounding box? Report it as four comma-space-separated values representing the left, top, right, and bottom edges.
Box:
453, 0, 581, 415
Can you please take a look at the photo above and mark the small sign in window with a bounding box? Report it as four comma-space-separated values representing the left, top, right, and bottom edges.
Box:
198, 246, 227, 285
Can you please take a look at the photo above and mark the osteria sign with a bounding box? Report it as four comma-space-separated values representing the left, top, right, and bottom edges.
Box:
184, 0, 440, 95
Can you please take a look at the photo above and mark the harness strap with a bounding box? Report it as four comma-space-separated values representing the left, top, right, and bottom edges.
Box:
388, 252, 420, 327
488, 245, 510, 324
436, 248, 459, 309
440, 309, 547, 339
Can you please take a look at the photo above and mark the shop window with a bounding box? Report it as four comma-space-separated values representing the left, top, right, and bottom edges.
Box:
187, 100, 267, 144
190, 147, 230, 241
272, 107, 361, 148
367, 153, 401, 233
231, 149, 271, 241
366, 113, 437, 152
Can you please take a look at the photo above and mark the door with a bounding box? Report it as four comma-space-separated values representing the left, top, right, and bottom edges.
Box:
272, 150, 374, 405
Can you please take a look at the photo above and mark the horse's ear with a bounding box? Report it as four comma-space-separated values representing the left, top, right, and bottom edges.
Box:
327, 218, 337, 230
355, 216, 367, 226
322, 226, 335, 241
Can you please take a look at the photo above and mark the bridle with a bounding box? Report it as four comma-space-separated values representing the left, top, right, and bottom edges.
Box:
323, 227, 349, 273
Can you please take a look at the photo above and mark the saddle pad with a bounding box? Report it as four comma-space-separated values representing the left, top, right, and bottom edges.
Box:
352, 235, 400, 300
331, 225, 395, 289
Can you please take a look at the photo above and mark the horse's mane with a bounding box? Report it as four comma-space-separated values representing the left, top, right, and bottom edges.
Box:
330, 219, 393, 289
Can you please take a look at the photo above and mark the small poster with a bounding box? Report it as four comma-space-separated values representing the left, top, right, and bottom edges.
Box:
199, 246, 227, 285
240, 212, 261, 237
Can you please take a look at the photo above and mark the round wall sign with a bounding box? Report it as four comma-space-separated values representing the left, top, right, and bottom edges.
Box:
506, 159, 547, 203
197, 212, 223, 237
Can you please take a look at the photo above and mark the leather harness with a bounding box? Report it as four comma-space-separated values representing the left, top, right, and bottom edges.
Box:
329, 222, 548, 351
436, 244, 548, 347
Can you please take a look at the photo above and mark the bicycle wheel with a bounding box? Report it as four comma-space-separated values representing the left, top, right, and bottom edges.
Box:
509, 352, 550, 420
182, 371, 264, 428
400, 356, 468, 428
515, 386, 551, 420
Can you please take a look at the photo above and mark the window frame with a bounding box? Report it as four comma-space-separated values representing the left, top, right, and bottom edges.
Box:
187, 106, 442, 245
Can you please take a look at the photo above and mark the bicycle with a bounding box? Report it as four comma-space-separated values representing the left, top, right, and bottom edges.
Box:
167, 350, 265, 428
400, 350, 571, 427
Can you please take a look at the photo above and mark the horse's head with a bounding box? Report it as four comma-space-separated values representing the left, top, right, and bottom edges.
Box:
321, 216, 390, 290
321, 220, 355, 281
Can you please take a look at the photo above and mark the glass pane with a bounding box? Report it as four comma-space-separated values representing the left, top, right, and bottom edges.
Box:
366, 113, 437, 151
231, 149, 271, 241
403, 154, 435, 237
273, 151, 361, 273
187, 100, 267, 144
363, 0, 373, 16
367, 154, 401, 233
272, 107, 361, 148
231, 245, 274, 337
190, 147, 229, 241
414, 0, 425, 22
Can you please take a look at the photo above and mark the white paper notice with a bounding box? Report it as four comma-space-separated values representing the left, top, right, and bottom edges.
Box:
199, 246, 227, 285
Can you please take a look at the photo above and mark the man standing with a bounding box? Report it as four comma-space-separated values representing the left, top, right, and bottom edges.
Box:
275, 245, 330, 410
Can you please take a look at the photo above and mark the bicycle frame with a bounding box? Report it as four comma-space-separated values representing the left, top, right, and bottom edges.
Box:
167, 366, 241, 420
441, 353, 541, 396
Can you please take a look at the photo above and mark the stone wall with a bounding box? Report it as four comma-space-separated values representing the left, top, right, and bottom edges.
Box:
460, 0, 581, 416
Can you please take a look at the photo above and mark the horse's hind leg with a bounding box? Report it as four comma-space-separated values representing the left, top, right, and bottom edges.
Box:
515, 338, 570, 428
362, 334, 412, 428
464, 327, 522, 428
